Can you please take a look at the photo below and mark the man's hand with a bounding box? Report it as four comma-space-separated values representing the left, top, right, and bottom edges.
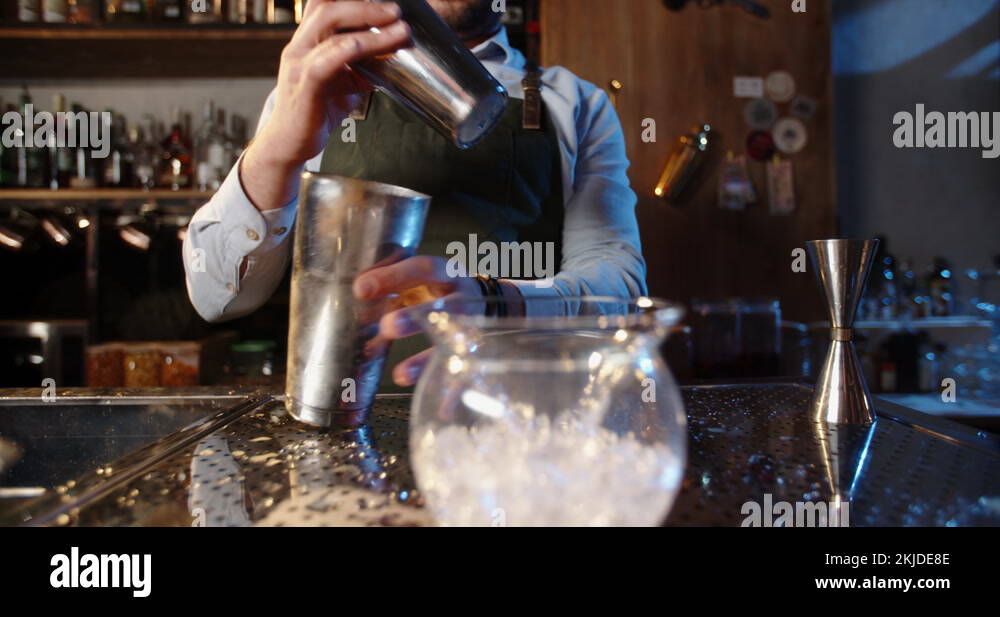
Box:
354, 256, 481, 387
241, 0, 412, 211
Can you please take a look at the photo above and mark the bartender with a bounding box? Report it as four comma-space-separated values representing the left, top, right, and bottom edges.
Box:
183, 0, 646, 388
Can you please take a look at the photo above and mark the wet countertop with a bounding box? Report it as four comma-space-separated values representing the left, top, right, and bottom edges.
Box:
1, 384, 999, 526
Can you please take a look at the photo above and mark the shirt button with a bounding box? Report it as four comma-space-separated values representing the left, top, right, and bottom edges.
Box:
273, 226, 287, 236
246, 229, 260, 242
226, 283, 236, 293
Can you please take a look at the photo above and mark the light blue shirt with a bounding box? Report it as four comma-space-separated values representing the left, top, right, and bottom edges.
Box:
183, 27, 647, 321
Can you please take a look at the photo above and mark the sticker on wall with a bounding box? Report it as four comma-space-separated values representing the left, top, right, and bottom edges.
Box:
719, 151, 757, 211
744, 98, 779, 130
767, 156, 796, 216
790, 95, 817, 121
733, 76, 765, 98
746, 131, 776, 161
773, 117, 808, 154
765, 70, 796, 103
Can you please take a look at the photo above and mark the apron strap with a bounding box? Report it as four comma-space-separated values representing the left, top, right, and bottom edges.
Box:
522, 61, 543, 131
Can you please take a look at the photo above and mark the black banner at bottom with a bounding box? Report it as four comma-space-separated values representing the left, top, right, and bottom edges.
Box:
0, 527, 994, 605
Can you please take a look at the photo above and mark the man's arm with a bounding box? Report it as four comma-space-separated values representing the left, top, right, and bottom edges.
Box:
183, 90, 301, 323
183, 0, 412, 322
507, 83, 648, 314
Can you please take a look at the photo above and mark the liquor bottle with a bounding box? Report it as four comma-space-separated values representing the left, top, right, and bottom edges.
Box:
917, 337, 942, 394
269, 0, 293, 23
129, 124, 156, 189
0, 104, 14, 187
102, 113, 132, 188
67, 0, 98, 23
231, 0, 268, 23
873, 236, 898, 320
926, 257, 955, 317
68, 103, 99, 189
158, 108, 193, 190
17, 88, 49, 188
52, 94, 74, 189
194, 101, 227, 191
877, 343, 897, 394
897, 259, 918, 319
105, 0, 145, 23
18, 0, 40, 22
187, 0, 222, 23
227, 0, 242, 23
150, 0, 183, 21
42, 0, 67, 21
224, 113, 238, 169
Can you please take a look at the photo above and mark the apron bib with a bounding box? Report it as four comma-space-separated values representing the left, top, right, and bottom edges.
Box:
319, 89, 564, 392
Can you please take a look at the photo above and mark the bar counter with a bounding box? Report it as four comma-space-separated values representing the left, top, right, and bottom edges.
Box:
1, 383, 998, 527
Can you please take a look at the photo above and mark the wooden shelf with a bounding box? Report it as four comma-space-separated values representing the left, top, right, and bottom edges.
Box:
0, 26, 295, 40
0, 188, 213, 201
0, 26, 293, 78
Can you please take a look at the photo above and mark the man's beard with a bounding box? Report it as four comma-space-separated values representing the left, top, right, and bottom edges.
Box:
430, 0, 500, 40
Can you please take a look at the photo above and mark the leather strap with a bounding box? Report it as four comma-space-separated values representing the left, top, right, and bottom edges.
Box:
522, 62, 543, 131
349, 91, 373, 121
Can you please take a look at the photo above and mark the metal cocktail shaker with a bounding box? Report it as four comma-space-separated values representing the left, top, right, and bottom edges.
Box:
351, 0, 509, 149
286, 173, 430, 428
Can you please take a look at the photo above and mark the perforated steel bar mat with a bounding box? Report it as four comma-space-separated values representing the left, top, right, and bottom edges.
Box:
10, 385, 1000, 526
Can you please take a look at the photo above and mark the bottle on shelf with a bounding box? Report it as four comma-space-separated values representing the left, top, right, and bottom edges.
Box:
877, 342, 897, 394
230, 0, 270, 23
68, 102, 100, 189
926, 257, 955, 317
0, 104, 15, 188
194, 101, 227, 192
187, 0, 223, 24
41, 0, 67, 21
226, 113, 245, 169
874, 236, 898, 320
102, 112, 132, 188
130, 121, 157, 190
52, 94, 74, 189
158, 107, 193, 190
104, 0, 146, 24
17, 87, 49, 189
269, 0, 294, 24
917, 336, 942, 394
150, 0, 183, 22
67, 0, 99, 23
18, 0, 41, 22
897, 258, 921, 319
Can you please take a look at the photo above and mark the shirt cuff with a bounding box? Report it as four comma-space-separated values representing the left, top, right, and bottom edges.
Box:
214, 154, 298, 260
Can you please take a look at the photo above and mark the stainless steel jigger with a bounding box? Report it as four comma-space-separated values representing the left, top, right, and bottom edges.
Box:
806, 239, 880, 425
286, 173, 431, 428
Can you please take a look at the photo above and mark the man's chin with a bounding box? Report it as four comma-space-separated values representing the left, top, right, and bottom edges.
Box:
428, 0, 499, 40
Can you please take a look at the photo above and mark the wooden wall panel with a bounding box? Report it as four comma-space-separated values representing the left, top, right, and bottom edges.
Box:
541, 0, 835, 321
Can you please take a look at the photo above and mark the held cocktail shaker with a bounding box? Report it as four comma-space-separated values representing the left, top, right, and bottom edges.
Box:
351, 0, 509, 149
285, 173, 431, 428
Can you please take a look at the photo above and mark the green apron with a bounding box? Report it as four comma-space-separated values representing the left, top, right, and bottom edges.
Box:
319, 89, 565, 393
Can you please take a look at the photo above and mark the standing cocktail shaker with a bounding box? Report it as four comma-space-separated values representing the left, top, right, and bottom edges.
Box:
286, 173, 430, 428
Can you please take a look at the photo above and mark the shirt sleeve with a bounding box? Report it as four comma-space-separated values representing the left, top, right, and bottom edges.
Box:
183, 87, 324, 323
508, 85, 648, 316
